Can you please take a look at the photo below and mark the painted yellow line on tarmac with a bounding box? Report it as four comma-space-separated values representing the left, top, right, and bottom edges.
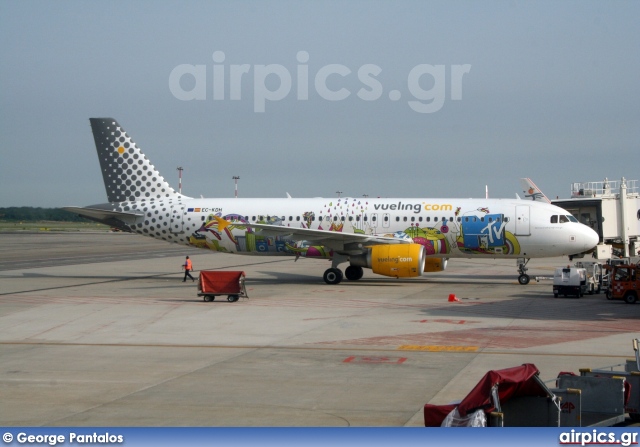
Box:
398, 345, 479, 352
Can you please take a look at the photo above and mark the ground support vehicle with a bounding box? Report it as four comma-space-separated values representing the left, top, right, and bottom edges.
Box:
604, 263, 639, 304
553, 267, 588, 298
574, 261, 603, 294
197, 270, 248, 303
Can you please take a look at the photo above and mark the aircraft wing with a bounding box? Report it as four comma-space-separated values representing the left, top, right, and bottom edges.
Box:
214, 216, 410, 253
63, 206, 144, 225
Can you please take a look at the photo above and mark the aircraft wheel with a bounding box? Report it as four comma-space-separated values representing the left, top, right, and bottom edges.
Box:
624, 292, 637, 304
606, 291, 613, 300
518, 274, 530, 285
228, 295, 239, 303
345, 265, 364, 281
323, 268, 343, 285
204, 295, 214, 302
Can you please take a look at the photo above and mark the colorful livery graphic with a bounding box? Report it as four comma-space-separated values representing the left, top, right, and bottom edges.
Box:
65, 119, 599, 285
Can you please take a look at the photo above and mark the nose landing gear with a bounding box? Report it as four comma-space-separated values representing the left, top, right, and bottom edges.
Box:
517, 258, 530, 285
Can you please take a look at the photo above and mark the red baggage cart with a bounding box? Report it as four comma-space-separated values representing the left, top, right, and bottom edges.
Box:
198, 270, 248, 302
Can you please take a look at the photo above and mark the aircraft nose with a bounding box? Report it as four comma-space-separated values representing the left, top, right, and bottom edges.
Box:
583, 226, 599, 250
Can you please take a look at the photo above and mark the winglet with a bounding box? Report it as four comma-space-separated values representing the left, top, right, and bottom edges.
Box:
213, 215, 231, 231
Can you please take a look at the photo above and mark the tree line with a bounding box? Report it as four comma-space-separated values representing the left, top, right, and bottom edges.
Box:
0, 207, 90, 222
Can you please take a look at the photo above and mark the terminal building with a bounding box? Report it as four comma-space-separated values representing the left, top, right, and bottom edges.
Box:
552, 178, 640, 259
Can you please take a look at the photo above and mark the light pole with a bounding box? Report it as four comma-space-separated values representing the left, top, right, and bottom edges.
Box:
176, 167, 183, 194
232, 176, 240, 198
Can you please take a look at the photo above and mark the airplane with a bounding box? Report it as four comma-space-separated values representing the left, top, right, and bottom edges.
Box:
64, 118, 600, 286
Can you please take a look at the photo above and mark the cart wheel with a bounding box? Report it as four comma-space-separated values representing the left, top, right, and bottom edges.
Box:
204, 295, 214, 302
228, 295, 239, 303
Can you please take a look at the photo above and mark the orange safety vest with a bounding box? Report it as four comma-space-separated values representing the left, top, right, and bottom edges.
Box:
185, 259, 192, 270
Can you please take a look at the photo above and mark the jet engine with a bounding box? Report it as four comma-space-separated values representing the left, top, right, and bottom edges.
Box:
350, 244, 426, 278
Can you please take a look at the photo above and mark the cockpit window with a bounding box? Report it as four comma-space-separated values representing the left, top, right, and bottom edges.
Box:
567, 215, 578, 223
559, 215, 569, 223
551, 215, 558, 224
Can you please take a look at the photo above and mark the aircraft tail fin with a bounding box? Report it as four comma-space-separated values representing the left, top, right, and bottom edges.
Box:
519, 178, 551, 203
90, 118, 185, 203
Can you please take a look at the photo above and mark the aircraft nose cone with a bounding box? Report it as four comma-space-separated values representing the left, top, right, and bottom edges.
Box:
584, 227, 599, 250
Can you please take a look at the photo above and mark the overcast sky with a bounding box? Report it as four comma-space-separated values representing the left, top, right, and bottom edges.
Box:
1, 0, 638, 207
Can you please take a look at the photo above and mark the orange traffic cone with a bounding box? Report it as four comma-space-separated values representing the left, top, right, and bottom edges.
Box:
448, 294, 459, 302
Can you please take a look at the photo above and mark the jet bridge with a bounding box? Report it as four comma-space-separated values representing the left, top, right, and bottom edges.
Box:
553, 177, 640, 258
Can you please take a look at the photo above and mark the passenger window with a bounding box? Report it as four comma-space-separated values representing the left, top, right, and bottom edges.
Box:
384, 216, 389, 222
372, 216, 377, 222
411, 216, 415, 222
288, 216, 292, 221
296, 216, 300, 221
341, 216, 345, 221
348, 216, 353, 221
356, 215, 360, 221
403, 216, 408, 222
396, 216, 400, 222
364, 215, 368, 222
419, 217, 423, 222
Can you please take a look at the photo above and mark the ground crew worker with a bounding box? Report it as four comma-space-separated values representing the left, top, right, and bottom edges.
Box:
182, 256, 194, 282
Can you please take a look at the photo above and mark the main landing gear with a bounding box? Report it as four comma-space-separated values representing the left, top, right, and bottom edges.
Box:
323, 255, 363, 285
517, 258, 530, 285
323, 265, 365, 284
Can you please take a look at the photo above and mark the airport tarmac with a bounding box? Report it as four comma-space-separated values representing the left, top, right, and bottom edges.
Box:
1, 232, 639, 426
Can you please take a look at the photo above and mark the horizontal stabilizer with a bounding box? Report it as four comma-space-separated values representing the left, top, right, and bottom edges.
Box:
62, 206, 143, 224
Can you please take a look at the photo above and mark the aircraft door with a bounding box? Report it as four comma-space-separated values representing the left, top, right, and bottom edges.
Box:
170, 205, 185, 234
515, 205, 530, 236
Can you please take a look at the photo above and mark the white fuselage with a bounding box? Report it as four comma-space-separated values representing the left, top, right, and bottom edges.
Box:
118, 196, 599, 260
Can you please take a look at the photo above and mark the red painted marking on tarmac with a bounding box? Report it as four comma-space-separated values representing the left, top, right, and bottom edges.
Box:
411, 319, 473, 324
316, 321, 635, 349
343, 356, 407, 364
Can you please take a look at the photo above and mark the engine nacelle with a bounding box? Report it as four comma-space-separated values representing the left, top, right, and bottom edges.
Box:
351, 244, 426, 278
424, 257, 447, 272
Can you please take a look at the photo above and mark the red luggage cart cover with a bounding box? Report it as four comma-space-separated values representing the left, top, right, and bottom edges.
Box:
199, 271, 245, 294
424, 363, 546, 426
